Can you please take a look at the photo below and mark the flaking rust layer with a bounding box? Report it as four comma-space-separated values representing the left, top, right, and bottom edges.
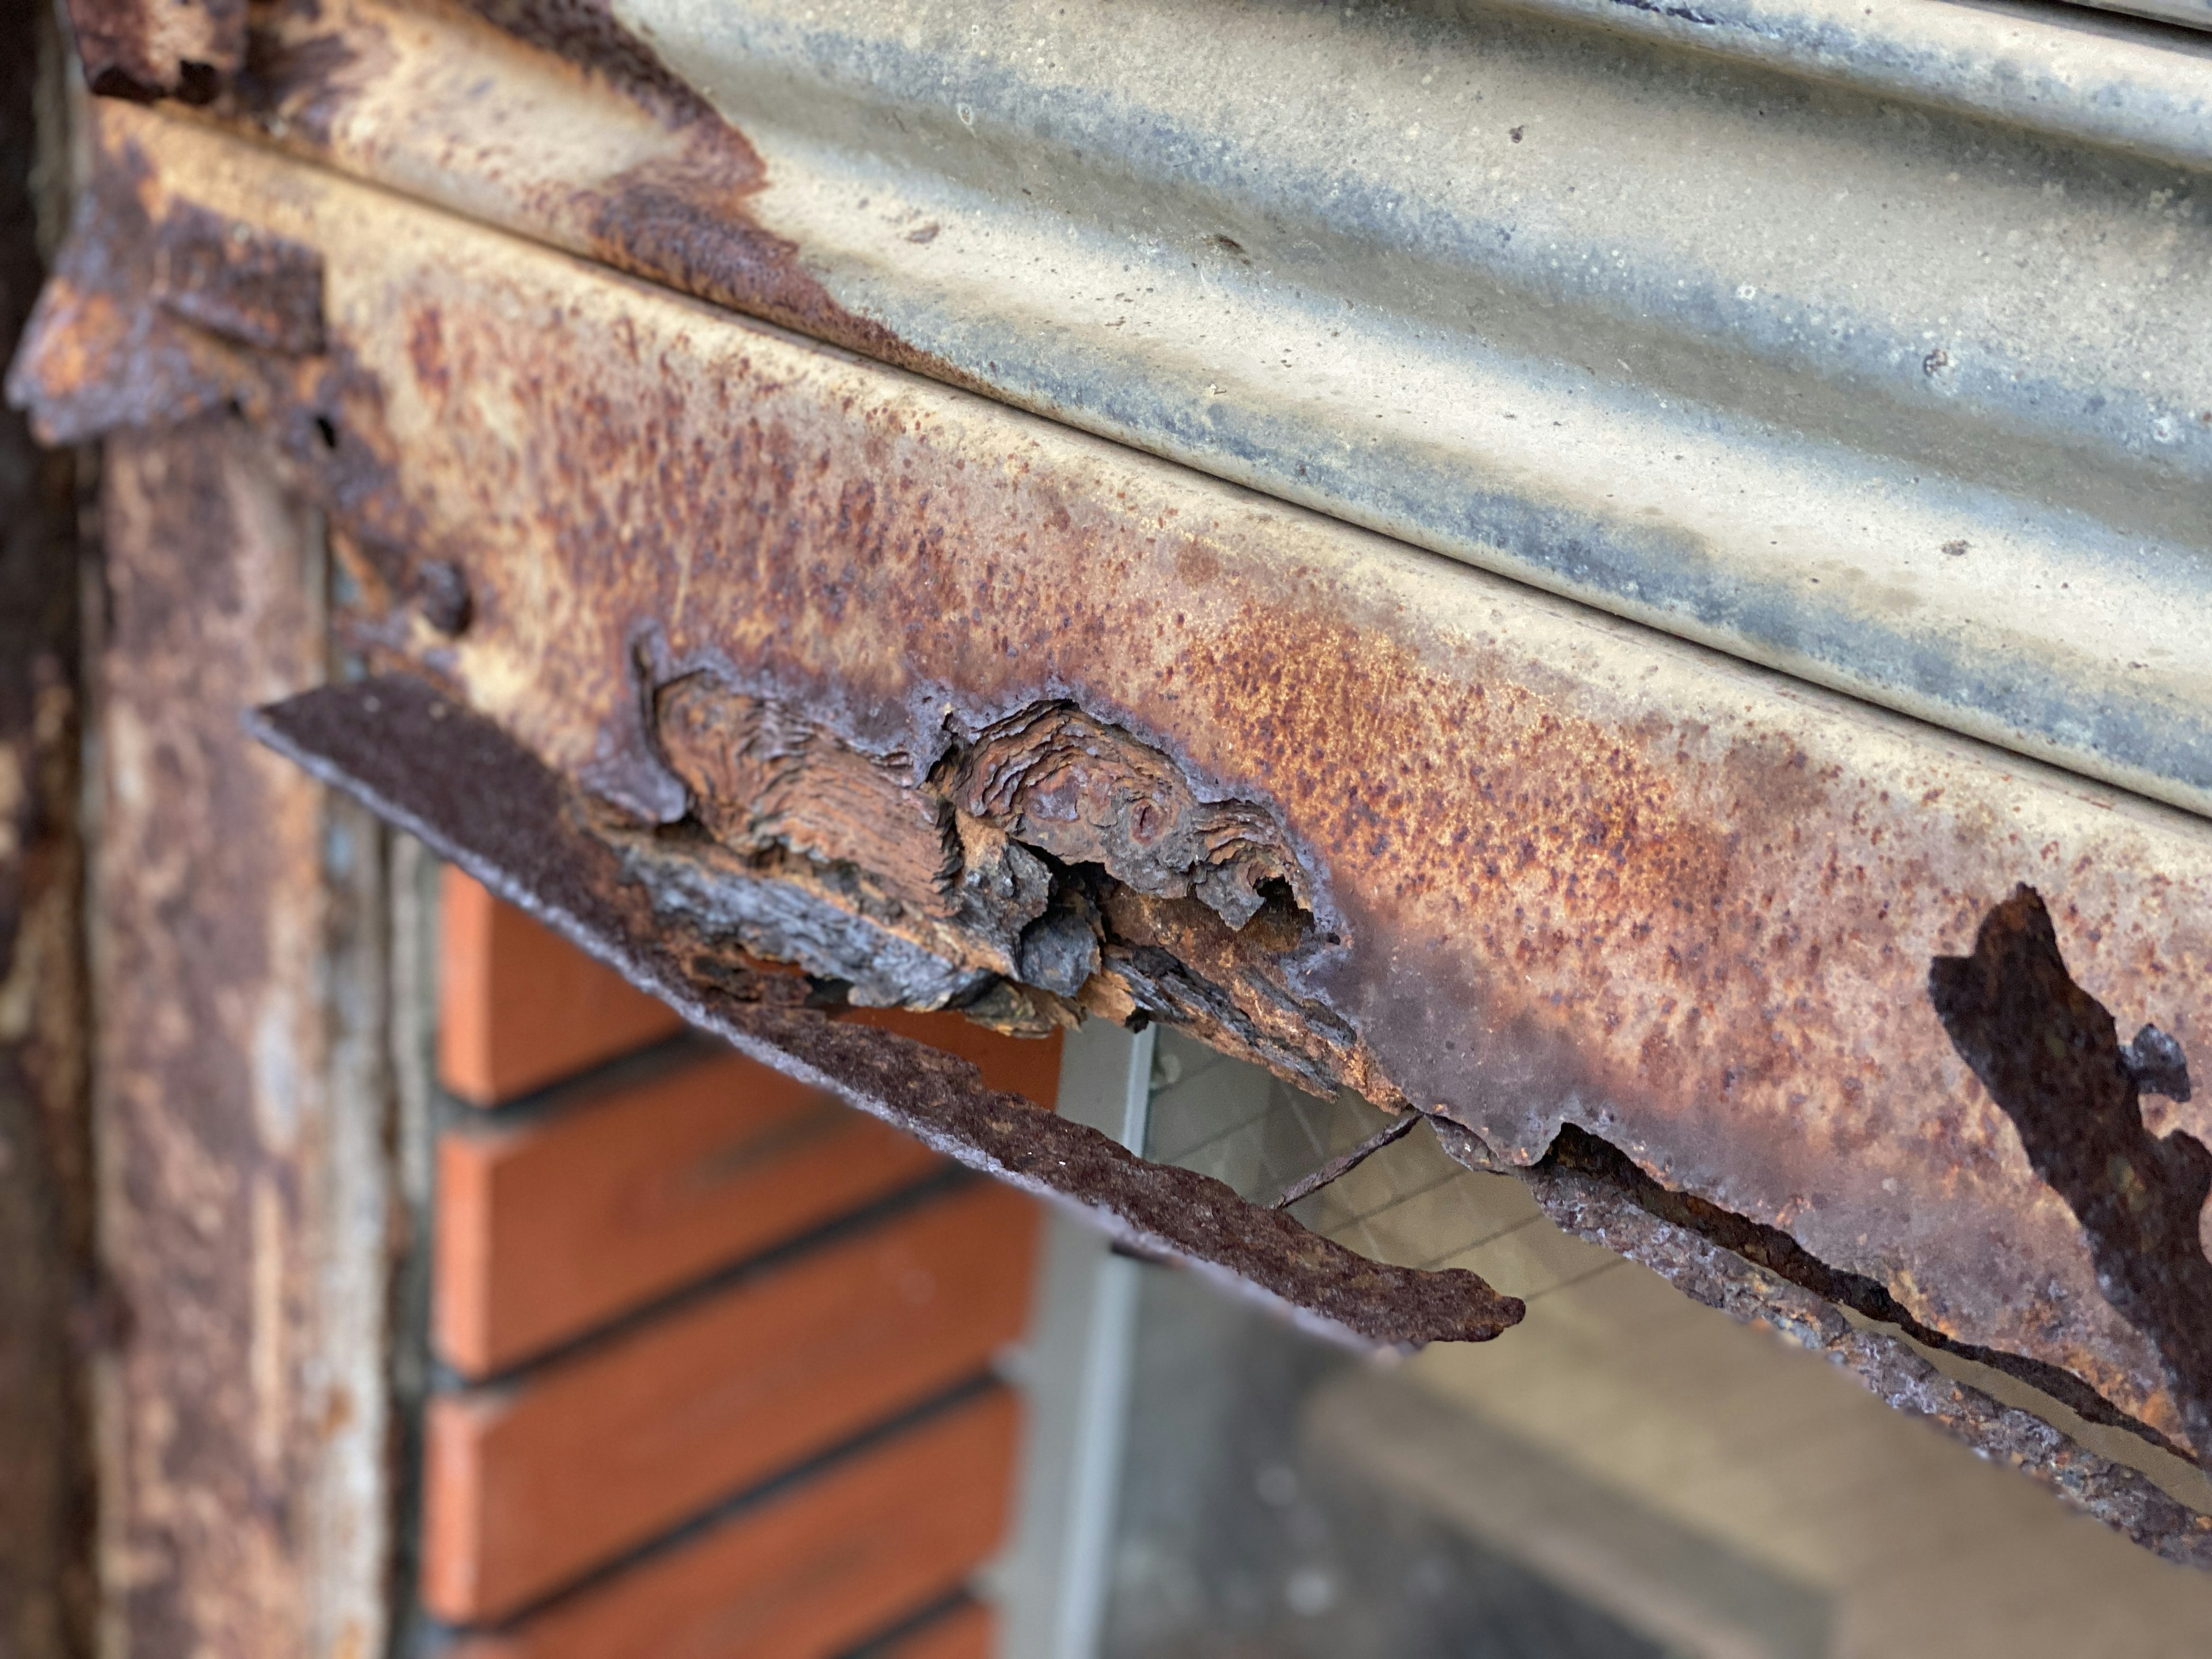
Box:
14, 103, 2212, 1476
251, 675, 1525, 1351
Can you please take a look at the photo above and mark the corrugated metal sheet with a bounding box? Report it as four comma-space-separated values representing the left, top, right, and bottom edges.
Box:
213, 0, 2212, 819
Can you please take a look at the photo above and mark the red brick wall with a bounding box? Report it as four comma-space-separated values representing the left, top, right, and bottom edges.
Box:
425, 872, 1050, 1653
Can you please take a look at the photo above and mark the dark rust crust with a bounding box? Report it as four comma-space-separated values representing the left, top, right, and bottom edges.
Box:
249, 674, 1525, 1351
1932, 888, 2212, 1458
150, 199, 325, 355
456, 0, 716, 124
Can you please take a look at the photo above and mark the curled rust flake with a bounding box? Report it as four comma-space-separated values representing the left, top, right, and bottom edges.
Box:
1931, 887, 2212, 1457
249, 674, 1525, 1351
635, 666, 1365, 1085
942, 702, 1312, 931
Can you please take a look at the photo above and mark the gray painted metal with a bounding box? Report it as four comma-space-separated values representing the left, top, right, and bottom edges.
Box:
610, 0, 2212, 818
2059, 0, 2212, 35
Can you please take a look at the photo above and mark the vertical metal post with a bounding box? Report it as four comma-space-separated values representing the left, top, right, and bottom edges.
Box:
991, 1018, 1156, 1659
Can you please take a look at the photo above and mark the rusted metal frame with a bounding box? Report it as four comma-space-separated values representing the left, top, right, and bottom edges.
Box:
113, 0, 2212, 823
0, 3, 93, 1650
90, 415, 396, 1659
15, 103, 2212, 1471
248, 674, 1525, 1350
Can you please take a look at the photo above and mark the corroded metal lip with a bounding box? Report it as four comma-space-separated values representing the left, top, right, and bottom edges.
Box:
248, 675, 1525, 1352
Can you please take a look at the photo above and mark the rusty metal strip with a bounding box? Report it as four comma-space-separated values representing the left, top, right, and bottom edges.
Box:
248, 673, 1525, 1352
16, 109, 2212, 1461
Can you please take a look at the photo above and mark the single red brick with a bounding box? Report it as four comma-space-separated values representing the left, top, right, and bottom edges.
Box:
437, 868, 683, 1105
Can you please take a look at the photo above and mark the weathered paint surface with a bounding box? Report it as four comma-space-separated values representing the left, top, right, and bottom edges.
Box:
92, 418, 393, 1659
21, 108, 2212, 1466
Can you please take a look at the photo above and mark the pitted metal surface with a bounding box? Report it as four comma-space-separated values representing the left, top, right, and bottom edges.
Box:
15, 107, 2212, 1464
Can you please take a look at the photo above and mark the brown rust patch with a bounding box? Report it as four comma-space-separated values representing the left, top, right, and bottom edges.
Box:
252, 674, 1526, 1350
228, 0, 980, 385
1933, 887, 2212, 1456
577, 125, 979, 385
52, 109, 2212, 1448
7, 132, 445, 612
457, 0, 716, 123
6, 142, 243, 445
151, 198, 325, 354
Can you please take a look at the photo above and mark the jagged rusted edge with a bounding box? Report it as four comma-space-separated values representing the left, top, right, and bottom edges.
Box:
248, 674, 1525, 1353
1430, 1121, 2212, 1567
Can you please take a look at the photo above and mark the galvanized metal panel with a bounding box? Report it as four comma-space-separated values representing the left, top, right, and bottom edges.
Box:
217, 0, 2212, 820
25, 106, 2212, 1464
